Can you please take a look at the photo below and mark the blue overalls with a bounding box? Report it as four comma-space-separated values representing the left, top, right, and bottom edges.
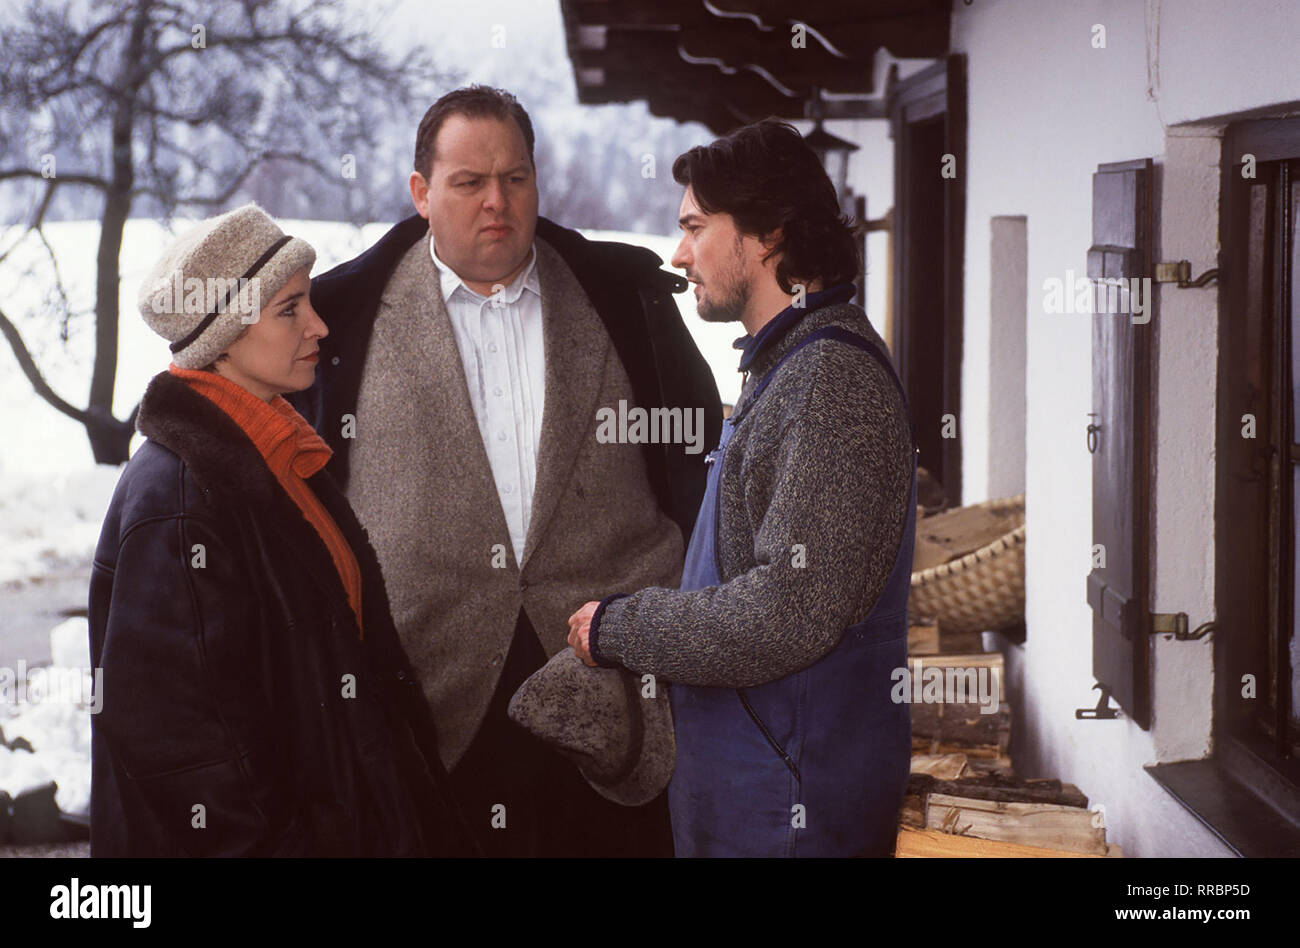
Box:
668, 326, 918, 857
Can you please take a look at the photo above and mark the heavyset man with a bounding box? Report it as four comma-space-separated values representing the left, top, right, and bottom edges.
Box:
291, 85, 721, 857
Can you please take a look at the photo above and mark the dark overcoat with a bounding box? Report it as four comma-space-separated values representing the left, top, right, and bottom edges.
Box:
88, 370, 478, 856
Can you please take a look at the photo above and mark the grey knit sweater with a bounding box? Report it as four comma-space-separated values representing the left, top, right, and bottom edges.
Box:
591, 300, 915, 688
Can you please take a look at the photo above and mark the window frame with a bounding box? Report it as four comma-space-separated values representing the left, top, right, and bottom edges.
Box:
1212, 117, 1300, 808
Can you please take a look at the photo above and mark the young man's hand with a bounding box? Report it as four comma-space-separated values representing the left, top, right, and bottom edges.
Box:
566, 601, 601, 667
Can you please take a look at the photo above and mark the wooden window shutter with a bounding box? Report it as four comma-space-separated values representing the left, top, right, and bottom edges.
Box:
1084, 158, 1154, 730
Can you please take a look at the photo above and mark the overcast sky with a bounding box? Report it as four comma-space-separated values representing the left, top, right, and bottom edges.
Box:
372, 0, 577, 102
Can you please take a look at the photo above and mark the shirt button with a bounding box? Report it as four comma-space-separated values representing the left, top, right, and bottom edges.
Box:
488, 342, 499, 353
331, 356, 340, 366
503, 484, 513, 494
493, 386, 503, 397
497, 431, 507, 441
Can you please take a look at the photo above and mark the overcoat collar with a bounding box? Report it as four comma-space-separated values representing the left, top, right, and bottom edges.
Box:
135, 369, 359, 625
136, 369, 281, 506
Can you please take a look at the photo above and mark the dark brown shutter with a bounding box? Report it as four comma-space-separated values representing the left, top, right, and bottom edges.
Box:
1084, 158, 1154, 730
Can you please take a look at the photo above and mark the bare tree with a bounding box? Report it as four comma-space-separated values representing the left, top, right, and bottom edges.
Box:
0, 0, 446, 463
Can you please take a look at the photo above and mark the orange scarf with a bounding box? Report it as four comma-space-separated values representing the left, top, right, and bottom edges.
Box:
168, 365, 364, 635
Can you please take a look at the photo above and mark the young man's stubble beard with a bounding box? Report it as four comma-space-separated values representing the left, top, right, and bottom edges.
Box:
697, 235, 752, 324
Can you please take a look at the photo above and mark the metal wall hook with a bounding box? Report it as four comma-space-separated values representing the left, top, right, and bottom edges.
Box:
1076, 683, 1121, 720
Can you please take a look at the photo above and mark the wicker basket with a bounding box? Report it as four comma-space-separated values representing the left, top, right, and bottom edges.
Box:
909, 494, 1026, 634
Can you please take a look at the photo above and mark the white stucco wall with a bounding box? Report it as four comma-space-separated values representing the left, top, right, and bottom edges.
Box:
940, 0, 1300, 856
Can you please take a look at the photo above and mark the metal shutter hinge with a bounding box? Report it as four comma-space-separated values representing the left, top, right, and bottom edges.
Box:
1150, 612, 1216, 640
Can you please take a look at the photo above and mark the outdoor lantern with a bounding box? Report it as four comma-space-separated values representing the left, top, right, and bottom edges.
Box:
803, 113, 859, 203
802, 89, 867, 305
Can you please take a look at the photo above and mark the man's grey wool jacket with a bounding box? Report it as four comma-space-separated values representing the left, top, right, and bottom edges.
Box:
591, 299, 915, 687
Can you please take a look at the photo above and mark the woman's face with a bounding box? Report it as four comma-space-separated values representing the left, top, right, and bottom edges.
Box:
216, 267, 325, 401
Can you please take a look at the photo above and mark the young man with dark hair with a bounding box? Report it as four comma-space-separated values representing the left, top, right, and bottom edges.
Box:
289, 84, 722, 857
568, 118, 919, 857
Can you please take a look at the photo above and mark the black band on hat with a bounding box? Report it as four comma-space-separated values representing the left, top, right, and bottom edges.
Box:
170, 234, 294, 354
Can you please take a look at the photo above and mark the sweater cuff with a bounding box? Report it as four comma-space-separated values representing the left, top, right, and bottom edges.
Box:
589, 593, 630, 668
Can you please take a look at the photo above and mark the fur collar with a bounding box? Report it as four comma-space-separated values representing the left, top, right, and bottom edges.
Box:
136, 368, 368, 630
135, 369, 281, 507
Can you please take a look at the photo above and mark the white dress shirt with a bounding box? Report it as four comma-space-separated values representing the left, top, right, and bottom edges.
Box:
430, 237, 545, 566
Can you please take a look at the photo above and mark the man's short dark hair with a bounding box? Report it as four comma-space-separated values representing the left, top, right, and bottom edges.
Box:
413, 84, 536, 179
672, 118, 860, 294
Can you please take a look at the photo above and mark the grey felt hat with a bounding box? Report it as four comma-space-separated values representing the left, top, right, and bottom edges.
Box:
508, 649, 675, 807
138, 203, 315, 369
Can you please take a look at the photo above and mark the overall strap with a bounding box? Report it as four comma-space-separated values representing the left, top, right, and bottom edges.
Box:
727, 324, 917, 780
732, 325, 917, 450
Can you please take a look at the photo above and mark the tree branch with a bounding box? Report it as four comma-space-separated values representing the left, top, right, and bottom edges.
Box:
0, 178, 59, 267
0, 168, 110, 189
132, 148, 335, 207
0, 303, 88, 425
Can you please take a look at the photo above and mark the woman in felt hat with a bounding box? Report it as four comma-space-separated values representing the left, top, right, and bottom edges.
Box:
88, 204, 477, 857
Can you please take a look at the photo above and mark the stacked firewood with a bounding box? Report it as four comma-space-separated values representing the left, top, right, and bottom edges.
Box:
895, 618, 1122, 857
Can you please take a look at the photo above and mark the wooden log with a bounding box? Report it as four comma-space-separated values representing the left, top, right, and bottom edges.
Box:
911, 742, 1014, 777
962, 754, 1015, 777
908, 772, 1089, 809
904, 652, 1004, 675
911, 702, 1011, 750
910, 753, 969, 780
913, 737, 1003, 758
902, 652, 1005, 701
902, 652, 1010, 751
896, 826, 1108, 858
938, 629, 986, 654
924, 792, 1108, 856
908, 622, 984, 655
899, 795, 925, 829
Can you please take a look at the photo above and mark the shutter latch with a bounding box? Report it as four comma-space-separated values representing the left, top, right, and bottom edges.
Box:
1076, 683, 1121, 720
1150, 612, 1216, 640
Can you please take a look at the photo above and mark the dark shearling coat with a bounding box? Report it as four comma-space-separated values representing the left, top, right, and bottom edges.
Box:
88, 370, 478, 857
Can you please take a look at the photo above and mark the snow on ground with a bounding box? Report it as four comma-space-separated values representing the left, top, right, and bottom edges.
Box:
0, 467, 123, 589
0, 701, 92, 817
0, 618, 93, 815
